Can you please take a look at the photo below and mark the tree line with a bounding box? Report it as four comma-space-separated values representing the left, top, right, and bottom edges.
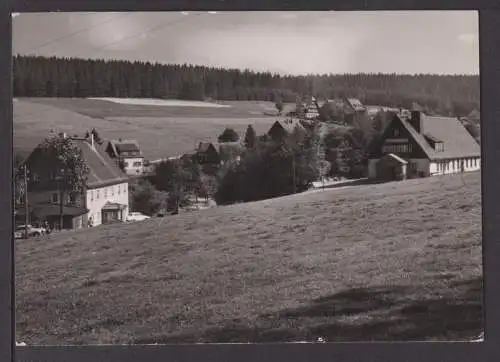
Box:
14, 55, 479, 117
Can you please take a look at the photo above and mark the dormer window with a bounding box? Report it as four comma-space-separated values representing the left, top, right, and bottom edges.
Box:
435, 142, 444, 152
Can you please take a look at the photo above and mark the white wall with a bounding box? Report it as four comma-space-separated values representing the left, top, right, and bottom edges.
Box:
431, 157, 480, 176
86, 182, 129, 226
369, 156, 480, 179
123, 157, 144, 175
368, 159, 378, 179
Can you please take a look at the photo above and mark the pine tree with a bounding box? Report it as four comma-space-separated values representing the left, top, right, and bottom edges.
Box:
244, 125, 257, 148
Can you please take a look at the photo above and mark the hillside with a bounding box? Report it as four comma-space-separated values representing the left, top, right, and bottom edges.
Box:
13, 98, 278, 160
16, 172, 482, 345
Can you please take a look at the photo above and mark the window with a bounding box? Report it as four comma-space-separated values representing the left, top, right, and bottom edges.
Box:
393, 128, 400, 137
90, 190, 94, 202
133, 161, 142, 167
32, 173, 40, 183
51, 193, 58, 203
410, 162, 417, 171
104, 188, 108, 198
123, 161, 129, 168
96, 190, 100, 199
124, 185, 127, 193
111, 186, 114, 197
118, 186, 121, 195
68, 193, 76, 204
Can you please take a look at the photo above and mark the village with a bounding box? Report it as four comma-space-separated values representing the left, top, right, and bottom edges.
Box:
13, 95, 481, 239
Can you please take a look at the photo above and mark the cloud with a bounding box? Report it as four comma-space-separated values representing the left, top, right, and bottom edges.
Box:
457, 33, 477, 45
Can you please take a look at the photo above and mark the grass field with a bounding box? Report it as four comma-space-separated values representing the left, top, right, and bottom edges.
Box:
16, 172, 482, 345
14, 98, 283, 160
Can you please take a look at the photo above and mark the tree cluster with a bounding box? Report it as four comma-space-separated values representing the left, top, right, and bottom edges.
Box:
215, 127, 320, 205
14, 55, 479, 116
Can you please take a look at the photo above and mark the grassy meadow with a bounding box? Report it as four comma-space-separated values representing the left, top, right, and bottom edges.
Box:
14, 98, 288, 160
16, 172, 482, 345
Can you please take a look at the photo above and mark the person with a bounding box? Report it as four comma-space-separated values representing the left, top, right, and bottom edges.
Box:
88, 216, 94, 227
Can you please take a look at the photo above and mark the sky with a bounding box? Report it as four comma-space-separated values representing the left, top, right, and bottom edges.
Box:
12, 11, 479, 75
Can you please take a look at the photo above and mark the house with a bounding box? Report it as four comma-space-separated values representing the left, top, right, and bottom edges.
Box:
17, 132, 130, 230
304, 97, 320, 120
268, 119, 307, 142
218, 142, 244, 166
195, 142, 221, 165
345, 98, 366, 113
368, 111, 481, 181
106, 139, 145, 176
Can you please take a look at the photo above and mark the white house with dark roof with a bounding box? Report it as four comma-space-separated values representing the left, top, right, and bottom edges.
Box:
368, 111, 481, 181
19, 132, 130, 229
106, 139, 144, 176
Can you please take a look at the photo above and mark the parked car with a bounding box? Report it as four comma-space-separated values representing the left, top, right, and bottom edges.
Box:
14, 224, 47, 239
127, 212, 150, 222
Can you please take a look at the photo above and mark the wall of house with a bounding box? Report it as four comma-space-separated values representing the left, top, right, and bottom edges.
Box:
407, 158, 431, 177
123, 157, 144, 175
430, 157, 481, 176
369, 156, 480, 179
25, 189, 85, 206
86, 182, 129, 226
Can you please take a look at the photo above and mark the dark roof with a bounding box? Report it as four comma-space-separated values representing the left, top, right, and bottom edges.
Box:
70, 138, 129, 188
108, 139, 142, 157
197, 142, 218, 153
16, 203, 88, 218
271, 119, 306, 134
396, 113, 481, 160
102, 202, 127, 211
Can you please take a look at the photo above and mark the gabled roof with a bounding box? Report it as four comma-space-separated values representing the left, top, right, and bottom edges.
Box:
272, 119, 306, 134
197, 142, 218, 153
108, 139, 142, 157
394, 113, 481, 160
71, 138, 129, 188
385, 153, 408, 164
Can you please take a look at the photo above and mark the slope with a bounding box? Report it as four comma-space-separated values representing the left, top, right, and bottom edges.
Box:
16, 172, 482, 344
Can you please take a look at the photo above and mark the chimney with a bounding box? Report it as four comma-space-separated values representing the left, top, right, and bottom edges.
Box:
90, 131, 95, 149
410, 111, 424, 134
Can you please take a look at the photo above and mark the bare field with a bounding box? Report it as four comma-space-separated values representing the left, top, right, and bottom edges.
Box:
16, 172, 482, 344
14, 98, 280, 160
22, 97, 288, 119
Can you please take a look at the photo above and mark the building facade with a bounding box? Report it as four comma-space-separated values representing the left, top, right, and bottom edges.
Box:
18, 133, 130, 230
368, 111, 481, 181
106, 139, 145, 176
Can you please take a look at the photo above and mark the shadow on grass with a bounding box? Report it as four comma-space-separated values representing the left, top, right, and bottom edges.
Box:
135, 277, 482, 344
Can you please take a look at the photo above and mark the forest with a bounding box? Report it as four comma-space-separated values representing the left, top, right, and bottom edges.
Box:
13, 55, 480, 117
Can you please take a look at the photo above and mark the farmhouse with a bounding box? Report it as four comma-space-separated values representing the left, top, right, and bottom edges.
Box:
368, 111, 481, 181
268, 119, 307, 142
195, 142, 221, 165
18, 132, 130, 230
106, 139, 145, 176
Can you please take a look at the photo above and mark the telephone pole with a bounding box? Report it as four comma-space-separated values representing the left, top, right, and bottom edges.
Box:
23, 164, 29, 239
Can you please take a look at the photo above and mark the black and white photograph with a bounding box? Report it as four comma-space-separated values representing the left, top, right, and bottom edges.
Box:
12, 10, 482, 345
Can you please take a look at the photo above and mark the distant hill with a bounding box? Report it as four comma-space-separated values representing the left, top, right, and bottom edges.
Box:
14, 55, 479, 117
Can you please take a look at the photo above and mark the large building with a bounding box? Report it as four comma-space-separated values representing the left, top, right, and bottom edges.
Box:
106, 139, 145, 176
368, 111, 481, 181
17, 132, 130, 230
